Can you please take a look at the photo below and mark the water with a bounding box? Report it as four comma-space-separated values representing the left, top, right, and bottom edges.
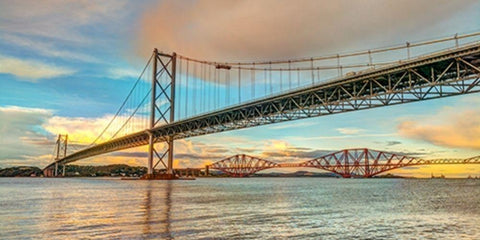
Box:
0, 178, 479, 239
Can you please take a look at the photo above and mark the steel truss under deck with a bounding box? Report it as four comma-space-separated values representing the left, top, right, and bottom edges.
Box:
44, 43, 480, 170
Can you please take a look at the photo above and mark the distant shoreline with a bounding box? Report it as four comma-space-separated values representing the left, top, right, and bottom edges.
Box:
1, 165, 478, 179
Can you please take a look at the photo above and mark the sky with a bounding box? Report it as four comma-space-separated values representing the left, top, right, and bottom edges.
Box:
0, 0, 480, 178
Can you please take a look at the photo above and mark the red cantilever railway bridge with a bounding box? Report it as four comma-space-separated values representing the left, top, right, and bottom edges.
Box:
208, 148, 480, 178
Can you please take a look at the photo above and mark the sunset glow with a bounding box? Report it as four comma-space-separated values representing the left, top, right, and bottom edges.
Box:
0, 0, 479, 178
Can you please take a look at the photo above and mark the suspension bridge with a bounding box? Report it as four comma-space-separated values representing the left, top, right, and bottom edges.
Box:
43, 32, 480, 178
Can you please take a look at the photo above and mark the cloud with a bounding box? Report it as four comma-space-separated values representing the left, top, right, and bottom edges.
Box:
0, 55, 74, 81
108, 68, 141, 80
175, 153, 224, 160
398, 108, 480, 150
0, 0, 143, 73
135, 0, 475, 61
235, 147, 259, 153
0, 34, 102, 63
336, 127, 364, 135
43, 114, 150, 145
289, 133, 394, 141
386, 141, 402, 146
19, 136, 55, 146
0, 106, 227, 168
261, 149, 332, 161
387, 150, 428, 158
0, 104, 475, 177
268, 121, 317, 130
0, 0, 130, 43
205, 147, 230, 153
258, 140, 333, 162
0, 106, 55, 166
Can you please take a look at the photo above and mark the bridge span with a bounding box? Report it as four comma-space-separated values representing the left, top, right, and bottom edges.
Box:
43, 32, 480, 177
208, 149, 480, 178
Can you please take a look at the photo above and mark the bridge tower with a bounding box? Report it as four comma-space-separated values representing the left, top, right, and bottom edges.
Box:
146, 49, 176, 179
53, 134, 68, 177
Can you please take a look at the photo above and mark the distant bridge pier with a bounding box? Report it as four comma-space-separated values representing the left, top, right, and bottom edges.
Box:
43, 168, 53, 177
145, 49, 177, 180
175, 168, 203, 177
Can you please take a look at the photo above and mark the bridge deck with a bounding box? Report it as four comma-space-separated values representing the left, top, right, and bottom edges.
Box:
45, 43, 480, 170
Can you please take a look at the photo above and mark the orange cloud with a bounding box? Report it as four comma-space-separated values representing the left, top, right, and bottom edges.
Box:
398, 109, 480, 150
135, 0, 474, 61
67, 139, 225, 168
43, 115, 148, 145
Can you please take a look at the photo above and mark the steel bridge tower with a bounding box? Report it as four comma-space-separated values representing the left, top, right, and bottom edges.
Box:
43, 134, 68, 177
146, 49, 177, 179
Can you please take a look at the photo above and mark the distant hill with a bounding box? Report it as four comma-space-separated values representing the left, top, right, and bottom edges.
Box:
65, 164, 147, 177
0, 164, 147, 177
0, 166, 43, 177
0, 166, 411, 178
374, 173, 410, 178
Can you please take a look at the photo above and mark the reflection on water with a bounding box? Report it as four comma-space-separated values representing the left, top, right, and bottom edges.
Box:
142, 181, 172, 239
0, 178, 479, 239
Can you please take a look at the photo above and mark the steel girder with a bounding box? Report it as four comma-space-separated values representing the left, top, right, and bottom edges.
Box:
44, 43, 480, 170
301, 148, 423, 177
149, 43, 480, 142
208, 154, 279, 177
206, 150, 480, 178
303, 149, 480, 178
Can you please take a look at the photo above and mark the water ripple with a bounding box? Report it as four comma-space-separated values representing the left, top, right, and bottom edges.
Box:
0, 178, 479, 239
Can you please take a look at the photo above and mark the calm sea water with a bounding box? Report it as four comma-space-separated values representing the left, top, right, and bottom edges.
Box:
0, 177, 479, 239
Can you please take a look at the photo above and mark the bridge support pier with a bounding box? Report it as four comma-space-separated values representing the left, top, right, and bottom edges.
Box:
145, 49, 177, 180
147, 132, 154, 176
167, 138, 174, 175
43, 168, 51, 177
